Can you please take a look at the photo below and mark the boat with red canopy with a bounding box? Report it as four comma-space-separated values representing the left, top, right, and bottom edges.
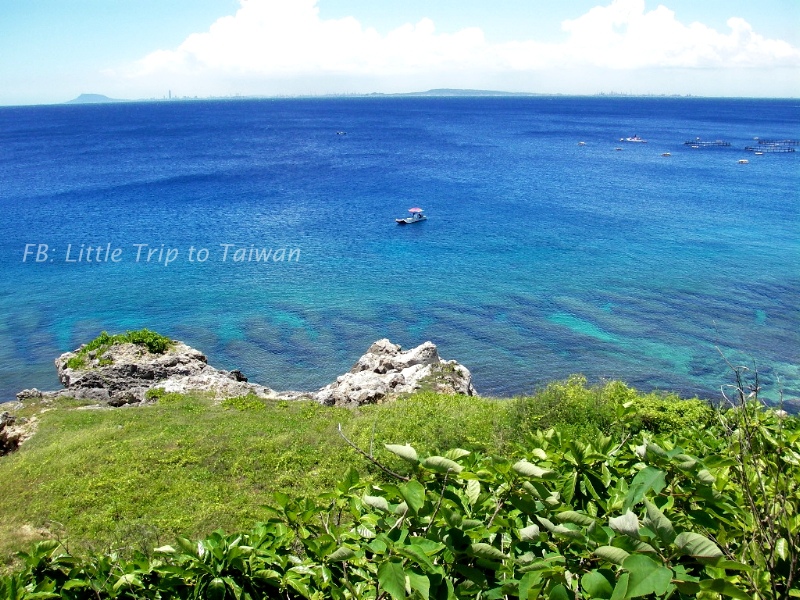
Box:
396, 207, 427, 225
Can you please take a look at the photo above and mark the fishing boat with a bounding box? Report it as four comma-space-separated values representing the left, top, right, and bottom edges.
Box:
396, 207, 427, 225
620, 135, 647, 143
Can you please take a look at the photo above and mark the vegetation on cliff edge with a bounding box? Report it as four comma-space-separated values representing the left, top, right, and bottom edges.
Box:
2, 372, 797, 598
65, 329, 173, 370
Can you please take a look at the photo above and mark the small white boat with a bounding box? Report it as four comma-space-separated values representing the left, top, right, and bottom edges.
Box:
738, 159, 749, 164
578, 141, 586, 146
621, 135, 647, 143
396, 207, 427, 225
662, 152, 671, 157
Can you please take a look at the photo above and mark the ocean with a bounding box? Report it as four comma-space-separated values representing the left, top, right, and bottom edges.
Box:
0, 96, 798, 403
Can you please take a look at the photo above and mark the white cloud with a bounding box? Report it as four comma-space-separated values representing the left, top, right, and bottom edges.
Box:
127, 0, 800, 93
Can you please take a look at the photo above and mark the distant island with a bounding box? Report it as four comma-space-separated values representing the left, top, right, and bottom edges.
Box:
65, 93, 125, 104
395, 89, 538, 97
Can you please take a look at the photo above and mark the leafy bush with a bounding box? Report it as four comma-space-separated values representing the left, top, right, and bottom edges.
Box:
628, 392, 714, 433
64, 355, 86, 370
121, 329, 173, 354
512, 376, 628, 437
513, 377, 714, 438
65, 329, 174, 370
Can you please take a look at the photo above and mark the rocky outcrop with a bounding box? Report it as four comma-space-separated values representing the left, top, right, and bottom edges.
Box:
21, 341, 280, 407
1, 412, 22, 456
313, 339, 476, 407
13, 337, 474, 410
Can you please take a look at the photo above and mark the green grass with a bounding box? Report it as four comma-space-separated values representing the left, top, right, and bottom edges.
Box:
0, 380, 708, 569
0, 392, 512, 566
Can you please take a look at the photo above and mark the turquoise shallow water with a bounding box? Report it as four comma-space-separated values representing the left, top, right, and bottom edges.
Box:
0, 97, 798, 402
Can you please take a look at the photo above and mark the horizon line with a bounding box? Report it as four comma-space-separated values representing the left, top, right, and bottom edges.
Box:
2, 89, 799, 108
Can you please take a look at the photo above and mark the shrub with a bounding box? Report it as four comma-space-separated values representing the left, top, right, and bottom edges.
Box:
66, 329, 174, 370
513, 377, 715, 438
512, 375, 622, 437
628, 392, 714, 433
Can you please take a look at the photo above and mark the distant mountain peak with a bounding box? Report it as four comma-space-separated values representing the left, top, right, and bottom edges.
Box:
65, 94, 123, 104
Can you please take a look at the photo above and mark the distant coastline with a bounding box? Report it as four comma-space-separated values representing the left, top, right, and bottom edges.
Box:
57, 89, 750, 107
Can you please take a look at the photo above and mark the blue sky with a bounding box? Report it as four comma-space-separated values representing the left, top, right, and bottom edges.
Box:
1, 0, 799, 105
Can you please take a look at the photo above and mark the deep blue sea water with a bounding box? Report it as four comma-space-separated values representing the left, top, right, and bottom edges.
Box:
1, 97, 798, 403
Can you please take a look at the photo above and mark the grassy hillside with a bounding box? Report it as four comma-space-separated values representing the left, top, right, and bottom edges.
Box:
0, 380, 708, 567
2, 373, 799, 598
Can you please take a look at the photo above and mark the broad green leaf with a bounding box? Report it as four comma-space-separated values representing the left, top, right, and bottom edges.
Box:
697, 469, 715, 485
400, 479, 426, 514
673, 454, 697, 469
549, 584, 570, 600
609, 572, 629, 600
645, 442, 667, 457
674, 581, 701, 595
776, 537, 789, 561
358, 523, 377, 538
551, 526, 586, 541
581, 570, 614, 599
519, 571, 542, 600
470, 543, 507, 561
513, 460, 554, 479
176, 536, 199, 557
462, 519, 483, 530
153, 545, 176, 554
519, 524, 540, 541
531, 448, 548, 460
625, 467, 666, 509
622, 554, 672, 597
338, 466, 360, 492
465, 479, 481, 505
609, 510, 640, 539
674, 532, 723, 558
378, 561, 407, 600
698, 578, 751, 600
327, 546, 356, 562
704, 557, 752, 572
537, 516, 557, 532
421, 456, 463, 473
594, 546, 630, 566
397, 544, 437, 572
363, 494, 390, 512
385, 444, 419, 464
643, 500, 676, 545
556, 510, 595, 527
206, 577, 227, 600
444, 448, 471, 460
407, 569, 431, 600
273, 491, 290, 509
